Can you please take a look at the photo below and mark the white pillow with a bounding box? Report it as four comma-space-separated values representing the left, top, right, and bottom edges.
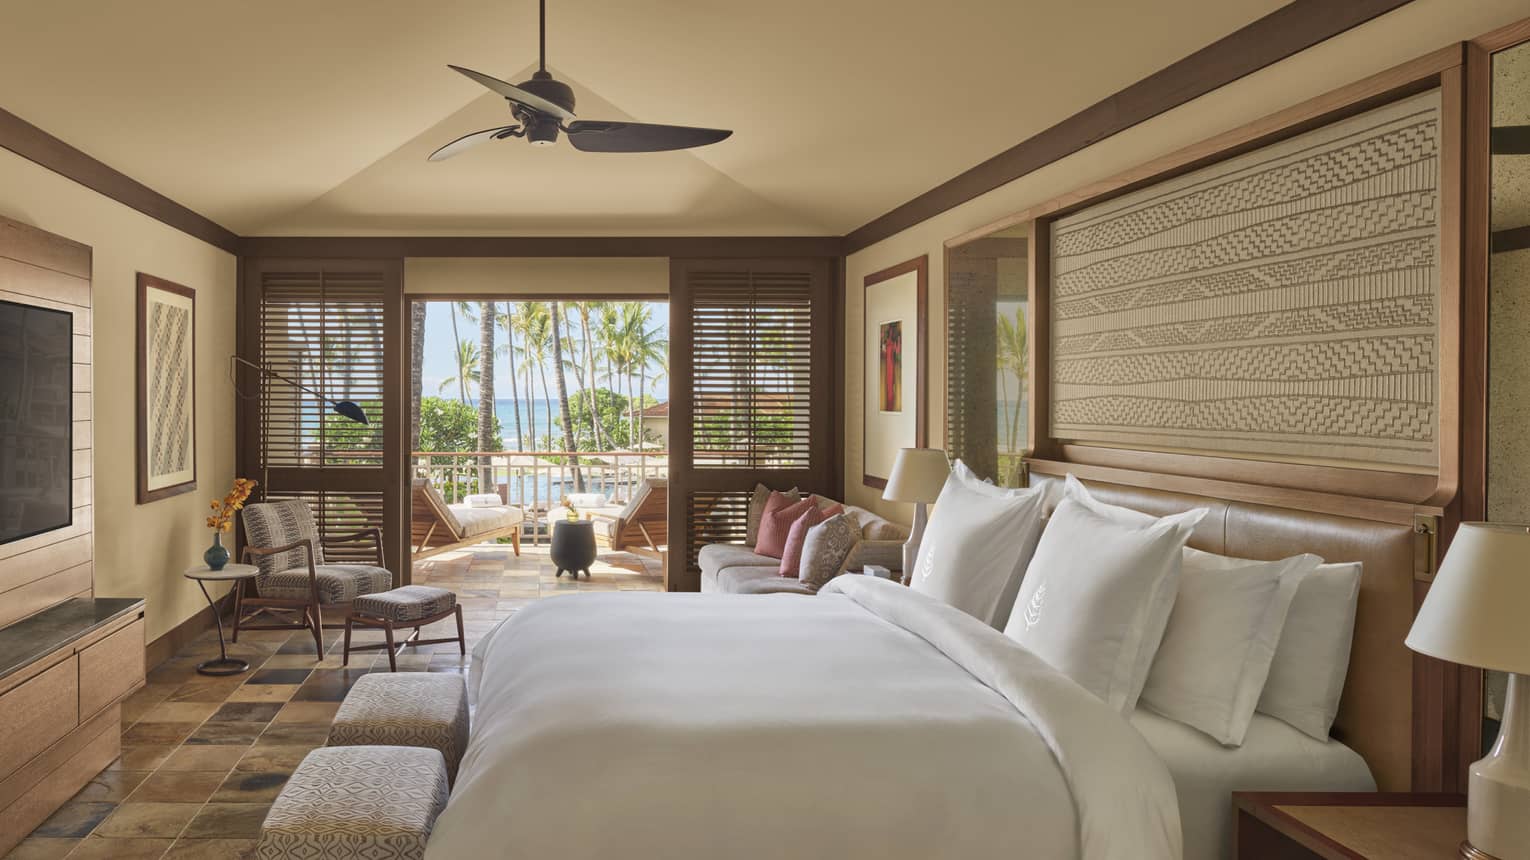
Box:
1005, 477, 1208, 713
1141, 548, 1321, 746
909, 460, 1045, 628
1257, 561, 1363, 739
465, 493, 504, 508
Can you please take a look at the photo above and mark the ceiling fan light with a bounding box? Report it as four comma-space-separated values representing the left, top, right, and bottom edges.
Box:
526, 119, 560, 146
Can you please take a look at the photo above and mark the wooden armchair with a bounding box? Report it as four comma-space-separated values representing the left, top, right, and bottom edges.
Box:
235, 500, 393, 655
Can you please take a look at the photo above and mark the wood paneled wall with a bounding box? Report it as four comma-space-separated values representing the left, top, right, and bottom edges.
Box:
0, 217, 92, 627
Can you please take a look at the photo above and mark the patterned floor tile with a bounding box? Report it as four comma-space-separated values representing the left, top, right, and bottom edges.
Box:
0, 838, 77, 860
205, 703, 282, 724
160, 839, 256, 859
62, 836, 174, 859
92, 802, 200, 838
209, 772, 289, 804
179, 804, 270, 840
31, 802, 115, 839
125, 771, 226, 804
158, 746, 249, 773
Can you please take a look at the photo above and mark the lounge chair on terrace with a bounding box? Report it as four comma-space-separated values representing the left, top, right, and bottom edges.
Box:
411, 478, 523, 559
586, 478, 667, 564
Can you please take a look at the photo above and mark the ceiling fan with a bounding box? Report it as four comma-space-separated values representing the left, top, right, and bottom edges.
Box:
430, 0, 733, 161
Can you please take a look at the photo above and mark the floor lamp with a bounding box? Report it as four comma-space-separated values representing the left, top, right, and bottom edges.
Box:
229, 355, 371, 500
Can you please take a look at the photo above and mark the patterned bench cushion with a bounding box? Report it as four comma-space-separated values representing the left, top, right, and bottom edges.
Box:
329, 672, 470, 782
259, 564, 392, 603
258, 745, 448, 860
352, 585, 457, 623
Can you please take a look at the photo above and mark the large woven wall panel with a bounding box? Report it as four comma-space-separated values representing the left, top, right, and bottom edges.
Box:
1049, 90, 1442, 471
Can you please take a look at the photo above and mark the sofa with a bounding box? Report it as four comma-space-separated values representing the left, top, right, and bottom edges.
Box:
699, 494, 909, 594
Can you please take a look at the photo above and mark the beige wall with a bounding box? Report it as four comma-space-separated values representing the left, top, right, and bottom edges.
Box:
404, 257, 668, 295
0, 148, 238, 644
843, 0, 1530, 523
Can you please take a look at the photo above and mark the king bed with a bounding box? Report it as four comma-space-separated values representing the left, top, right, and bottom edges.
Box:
425, 465, 1425, 860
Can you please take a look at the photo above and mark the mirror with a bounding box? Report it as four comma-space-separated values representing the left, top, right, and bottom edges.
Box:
1485, 38, 1530, 753
945, 224, 1029, 486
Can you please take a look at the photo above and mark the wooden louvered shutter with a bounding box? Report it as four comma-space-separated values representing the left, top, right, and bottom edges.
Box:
238, 259, 404, 574
668, 258, 835, 592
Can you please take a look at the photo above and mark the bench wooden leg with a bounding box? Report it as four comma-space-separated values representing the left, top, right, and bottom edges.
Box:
342, 616, 353, 666
383, 621, 397, 672
455, 605, 466, 655
512, 528, 521, 556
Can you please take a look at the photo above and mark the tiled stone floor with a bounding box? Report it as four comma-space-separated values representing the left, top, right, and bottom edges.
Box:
5, 545, 662, 860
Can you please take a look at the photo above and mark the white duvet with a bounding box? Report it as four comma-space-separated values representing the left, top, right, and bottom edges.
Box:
428, 576, 1181, 860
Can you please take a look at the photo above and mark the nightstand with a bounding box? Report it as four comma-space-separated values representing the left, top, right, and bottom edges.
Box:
1234, 792, 1497, 859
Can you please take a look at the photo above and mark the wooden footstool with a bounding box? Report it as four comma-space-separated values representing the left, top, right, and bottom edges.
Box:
328, 672, 470, 782
257, 745, 448, 860
343, 585, 464, 671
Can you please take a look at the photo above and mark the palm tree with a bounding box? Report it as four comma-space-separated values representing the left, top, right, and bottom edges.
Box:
495, 303, 524, 450
629, 310, 668, 448
446, 303, 468, 404
571, 302, 607, 450
476, 301, 497, 483
548, 301, 583, 490
511, 303, 550, 448
438, 339, 480, 397
409, 303, 426, 451
996, 306, 1028, 455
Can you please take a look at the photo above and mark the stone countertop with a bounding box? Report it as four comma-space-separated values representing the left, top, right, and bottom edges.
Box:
0, 597, 145, 682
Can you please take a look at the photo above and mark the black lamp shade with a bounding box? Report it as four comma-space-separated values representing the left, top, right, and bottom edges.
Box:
332, 401, 370, 425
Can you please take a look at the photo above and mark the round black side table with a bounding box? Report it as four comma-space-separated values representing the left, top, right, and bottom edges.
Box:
551, 519, 596, 579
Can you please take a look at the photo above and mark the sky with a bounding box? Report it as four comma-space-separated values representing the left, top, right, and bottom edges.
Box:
418, 300, 670, 402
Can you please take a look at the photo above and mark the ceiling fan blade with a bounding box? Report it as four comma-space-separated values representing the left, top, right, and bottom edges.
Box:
429, 126, 518, 162
448, 65, 575, 122
564, 120, 732, 153
1492, 125, 1530, 155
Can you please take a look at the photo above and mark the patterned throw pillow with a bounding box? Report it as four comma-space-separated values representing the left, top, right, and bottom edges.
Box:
777, 505, 831, 577
797, 514, 859, 592
746, 484, 799, 546
755, 495, 817, 558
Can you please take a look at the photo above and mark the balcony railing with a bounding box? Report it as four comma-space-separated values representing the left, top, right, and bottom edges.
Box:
412, 450, 667, 545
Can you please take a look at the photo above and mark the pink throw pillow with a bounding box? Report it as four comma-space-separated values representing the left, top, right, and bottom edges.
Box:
778, 506, 830, 577
756, 496, 818, 559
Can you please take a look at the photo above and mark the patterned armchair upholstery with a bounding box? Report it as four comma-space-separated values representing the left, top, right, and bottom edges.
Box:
242, 500, 392, 604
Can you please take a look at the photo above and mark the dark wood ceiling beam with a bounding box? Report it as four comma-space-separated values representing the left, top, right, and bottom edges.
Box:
236, 235, 845, 259
1491, 225, 1530, 254
0, 106, 240, 254
843, 0, 1420, 254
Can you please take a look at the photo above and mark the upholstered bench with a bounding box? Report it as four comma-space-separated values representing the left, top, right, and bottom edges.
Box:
343, 584, 464, 671
329, 672, 470, 782
257, 745, 448, 860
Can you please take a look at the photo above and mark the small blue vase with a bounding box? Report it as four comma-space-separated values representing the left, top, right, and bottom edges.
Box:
204, 532, 230, 571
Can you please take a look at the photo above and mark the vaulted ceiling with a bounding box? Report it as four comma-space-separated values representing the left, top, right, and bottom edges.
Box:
0, 0, 1284, 237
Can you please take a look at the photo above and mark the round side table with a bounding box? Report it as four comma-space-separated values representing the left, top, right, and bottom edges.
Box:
183, 563, 258, 676
551, 520, 596, 579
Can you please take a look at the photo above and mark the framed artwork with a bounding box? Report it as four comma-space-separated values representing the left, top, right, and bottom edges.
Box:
136, 273, 197, 503
863, 255, 927, 489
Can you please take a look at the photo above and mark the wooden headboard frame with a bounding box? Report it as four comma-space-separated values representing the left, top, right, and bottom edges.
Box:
944, 41, 1492, 791
1028, 462, 1432, 792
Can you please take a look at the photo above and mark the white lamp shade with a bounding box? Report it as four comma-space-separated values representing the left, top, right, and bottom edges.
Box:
881, 448, 950, 504
1406, 522, 1530, 675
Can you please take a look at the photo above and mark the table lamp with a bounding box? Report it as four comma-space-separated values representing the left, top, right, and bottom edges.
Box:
881, 448, 951, 580
1406, 522, 1530, 860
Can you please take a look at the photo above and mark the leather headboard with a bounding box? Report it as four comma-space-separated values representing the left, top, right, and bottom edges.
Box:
1030, 472, 1420, 791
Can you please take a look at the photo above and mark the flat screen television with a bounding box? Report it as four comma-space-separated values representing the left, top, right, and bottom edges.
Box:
0, 299, 73, 544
